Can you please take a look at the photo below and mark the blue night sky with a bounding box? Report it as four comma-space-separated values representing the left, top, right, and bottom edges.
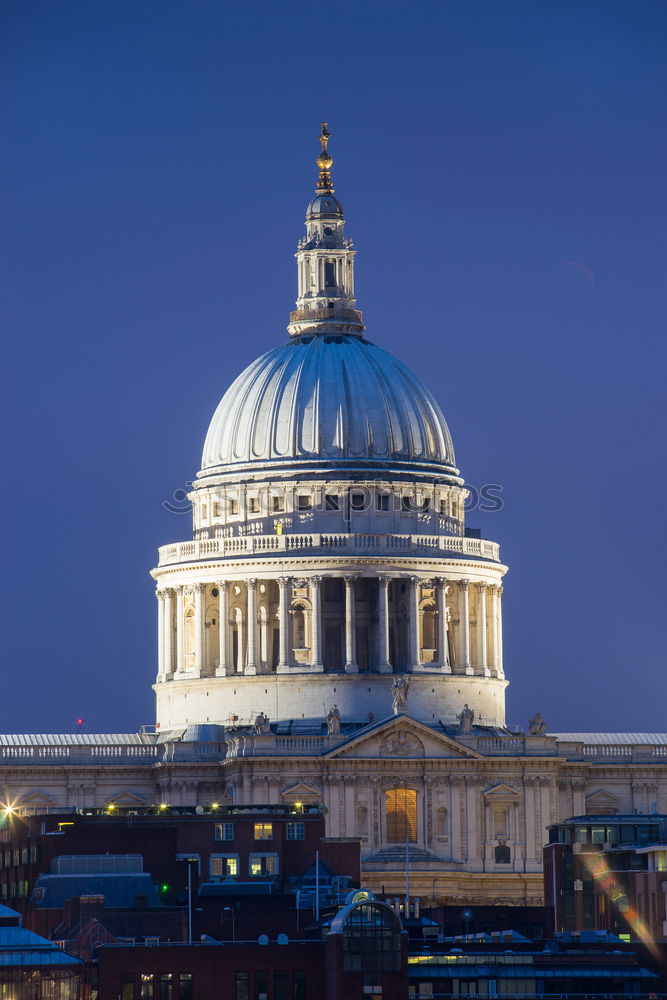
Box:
1, 1, 665, 733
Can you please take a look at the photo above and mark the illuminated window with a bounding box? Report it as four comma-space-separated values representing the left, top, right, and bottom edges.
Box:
210, 854, 238, 877
121, 976, 134, 1000
215, 823, 234, 841
140, 974, 153, 999
254, 822, 273, 840
286, 822, 305, 840
385, 788, 417, 843
249, 854, 278, 876
160, 974, 173, 1000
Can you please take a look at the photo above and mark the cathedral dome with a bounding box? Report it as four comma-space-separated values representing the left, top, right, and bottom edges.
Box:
199, 333, 458, 480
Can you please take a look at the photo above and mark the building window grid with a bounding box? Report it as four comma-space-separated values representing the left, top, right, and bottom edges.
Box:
253, 822, 273, 841
215, 822, 235, 841
286, 822, 305, 841
249, 853, 279, 876
210, 854, 239, 878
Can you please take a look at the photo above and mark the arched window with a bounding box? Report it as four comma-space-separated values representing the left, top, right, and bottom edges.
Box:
421, 602, 437, 651
292, 603, 308, 650
339, 902, 402, 973
184, 606, 195, 669
385, 788, 417, 843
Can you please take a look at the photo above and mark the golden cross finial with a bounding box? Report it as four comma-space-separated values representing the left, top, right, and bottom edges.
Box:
318, 122, 331, 155
315, 121, 334, 193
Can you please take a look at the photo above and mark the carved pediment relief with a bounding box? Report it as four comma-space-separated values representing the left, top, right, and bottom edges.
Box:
105, 790, 147, 806
325, 716, 482, 760
379, 730, 424, 758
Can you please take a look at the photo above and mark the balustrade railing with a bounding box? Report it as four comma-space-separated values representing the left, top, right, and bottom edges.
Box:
157, 532, 500, 566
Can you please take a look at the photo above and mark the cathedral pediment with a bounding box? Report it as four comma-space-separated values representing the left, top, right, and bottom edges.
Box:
325, 716, 482, 760
280, 782, 319, 803
482, 782, 520, 800
16, 790, 57, 807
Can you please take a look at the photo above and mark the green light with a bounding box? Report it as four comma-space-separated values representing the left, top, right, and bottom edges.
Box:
160, 882, 170, 894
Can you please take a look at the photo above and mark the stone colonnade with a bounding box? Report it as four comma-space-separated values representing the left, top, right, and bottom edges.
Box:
156, 575, 503, 682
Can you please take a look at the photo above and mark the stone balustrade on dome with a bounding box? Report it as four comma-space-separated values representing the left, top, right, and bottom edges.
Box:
157, 531, 500, 567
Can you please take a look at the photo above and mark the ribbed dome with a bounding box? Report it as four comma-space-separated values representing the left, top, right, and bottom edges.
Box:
199, 334, 458, 480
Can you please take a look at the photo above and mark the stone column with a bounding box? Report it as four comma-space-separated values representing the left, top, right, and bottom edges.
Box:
450, 776, 463, 861
409, 577, 421, 670
276, 577, 291, 673
216, 582, 230, 676
163, 588, 174, 679
524, 777, 538, 866
436, 578, 451, 672
175, 586, 184, 672
478, 583, 490, 677
460, 580, 473, 675
539, 778, 552, 854
465, 777, 482, 868
310, 576, 323, 670
157, 590, 165, 680
236, 610, 245, 674
344, 576, 358, 673
496, 586, 505, 678
572, 779, 586, 816
193, 583, 205, 676
245, 579, 257, 675
490, 585, 499, 676
376, 578, 392, 673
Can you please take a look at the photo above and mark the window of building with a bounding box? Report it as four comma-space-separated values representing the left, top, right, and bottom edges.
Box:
293, 971, 307, 1000
324, 260, 337, 287
213, 501, 222, 518
160, 974, 174, 1000
215, 822, 234, 841
286, 822, 305, 841
272, 495, 285, 513
274, 970, 288, 1000
254, 822, 273, 840
176, 853, 201, 875
325, 494, 340, 511
376, 493, 389, 512
249, 854, 279, 876
140, 974, 154, 999
236, 973, 249, 1000
179, 974, 193, 1000
248, 496, 260, 514
201, 504, 208, 520
210, 854, 238, 877
297, 494, 312, 511
341, 903, 402, 973
229, 498, 239, 516
121, 975, 135, 1000
255, 970, 269, 1000
351, 491, 366, 511
30, 845, 37, 863
495, 844, 511, 864
385, 788, 417, 843
591, 826, 606, 844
